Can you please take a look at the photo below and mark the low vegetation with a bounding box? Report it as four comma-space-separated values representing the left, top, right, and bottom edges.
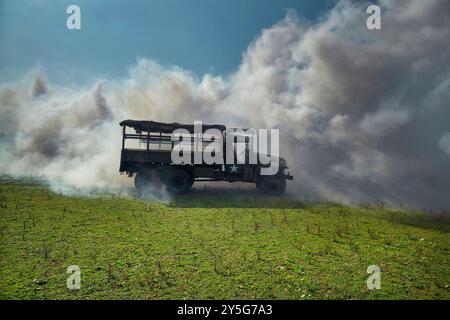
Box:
0, 180, 449, 299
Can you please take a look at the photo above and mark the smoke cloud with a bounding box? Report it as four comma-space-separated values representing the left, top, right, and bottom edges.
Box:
1, 0, 449, 209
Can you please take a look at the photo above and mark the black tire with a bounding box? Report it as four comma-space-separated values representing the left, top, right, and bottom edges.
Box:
256, 175, 287, 195
163, 168, 193, 195
134, 173, 147, 194
134, 169, 162, 197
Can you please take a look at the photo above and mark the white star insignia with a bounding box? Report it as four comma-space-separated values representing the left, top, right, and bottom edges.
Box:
230, 165, 239, 173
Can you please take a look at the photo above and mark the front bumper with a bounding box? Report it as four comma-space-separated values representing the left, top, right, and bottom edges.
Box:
284, 168, 293, 180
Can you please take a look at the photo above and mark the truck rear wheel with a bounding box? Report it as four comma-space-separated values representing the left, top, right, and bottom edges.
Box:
134, 169, 162, 196
163, 168, 193, 195
256, 175, 287, 195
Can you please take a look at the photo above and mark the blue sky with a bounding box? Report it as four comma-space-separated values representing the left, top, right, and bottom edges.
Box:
0, 0, 336, 83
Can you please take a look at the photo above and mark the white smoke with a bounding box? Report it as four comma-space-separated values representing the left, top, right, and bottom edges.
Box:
1, 0, 449, 209
439, 133, 450, 158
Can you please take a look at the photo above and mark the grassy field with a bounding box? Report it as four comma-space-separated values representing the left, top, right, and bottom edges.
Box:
0, 181, 449, 299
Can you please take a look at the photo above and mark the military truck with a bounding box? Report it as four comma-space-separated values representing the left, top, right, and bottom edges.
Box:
119, 120, 293, 195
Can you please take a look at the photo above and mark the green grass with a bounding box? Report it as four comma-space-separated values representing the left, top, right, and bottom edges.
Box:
0, 181, 449, 299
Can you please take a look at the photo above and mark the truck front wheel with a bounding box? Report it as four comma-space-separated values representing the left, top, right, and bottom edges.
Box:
256, 175, 287, 195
